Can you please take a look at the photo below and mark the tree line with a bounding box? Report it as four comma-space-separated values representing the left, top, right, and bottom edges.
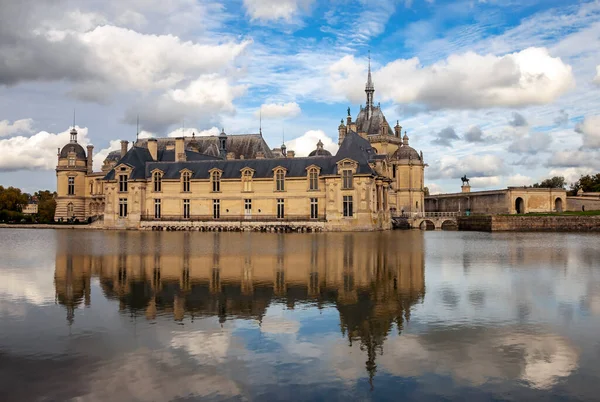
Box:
530, 174, 600, 195
0, 186, 56, 223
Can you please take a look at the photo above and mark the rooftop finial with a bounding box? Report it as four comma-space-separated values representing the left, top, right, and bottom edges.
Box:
365, 51, 374, 119
136, 115, 139, 143
259, 107, 262, 135
70, 109, 78, 143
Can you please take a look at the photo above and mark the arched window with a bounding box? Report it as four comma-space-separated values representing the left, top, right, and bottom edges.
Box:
182, 171, 191, 192
67, 202, 74, 218
153, 172, 162, 192
211, 171, 221, 192
275, 169, 285, 191
308, 168, 319, 191
242, 169, 253, 192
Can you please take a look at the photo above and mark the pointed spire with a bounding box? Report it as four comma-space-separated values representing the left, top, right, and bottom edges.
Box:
136, 115, 139, 143
366, 50, 374, 91
259, 107, 262, 135
365, 51, 375, 119
70, 109, 78, 143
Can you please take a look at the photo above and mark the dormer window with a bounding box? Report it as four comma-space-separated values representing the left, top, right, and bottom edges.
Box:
153, 171, 162, 192
274, 168, 286, 191
242, 169, 253, 192
119, 174, 128, 192
68, 155, 75, 167
211, 170, 221, 192
182, 171, 191, 192
308, 168, 319, 191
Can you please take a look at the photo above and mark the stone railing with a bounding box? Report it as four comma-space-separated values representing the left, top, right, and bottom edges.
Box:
141, 214, 326, 222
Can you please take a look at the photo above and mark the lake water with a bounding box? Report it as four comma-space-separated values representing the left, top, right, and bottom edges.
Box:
1, 229, 600, 401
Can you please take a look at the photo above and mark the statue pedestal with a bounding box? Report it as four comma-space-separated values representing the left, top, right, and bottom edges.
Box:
461, 185, 471, 193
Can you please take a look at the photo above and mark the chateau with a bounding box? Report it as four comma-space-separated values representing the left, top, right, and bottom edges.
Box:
55, 66, 426, 231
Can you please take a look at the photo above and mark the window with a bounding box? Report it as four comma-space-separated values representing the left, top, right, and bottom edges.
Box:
343, 195, 353, 217
242, 170, 253, 192
119, 198, 128, 218
244, 199, 252, 211
275, 169, 285, 191
153, 172, 162, 192
183, 199, 190, 219
154, 199, 161, 219
308, 168, 319, 191
213, 199, 220, 219
68, 177, 75, 195
67, 202, 74, 218
342, 170, 353, 189
277, 198, 285, 219
182, 172, 190, 192
119, 174, 128, 192
90, 182, 93, 194
68, 156, 75, 167
310, 198, 318, 219
211, 171, 221, 192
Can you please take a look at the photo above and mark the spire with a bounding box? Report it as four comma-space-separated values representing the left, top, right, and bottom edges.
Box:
365, 51, 375, 120
136, 115, 139, 143
70, 109, 78, 143
259, 107, 262, 135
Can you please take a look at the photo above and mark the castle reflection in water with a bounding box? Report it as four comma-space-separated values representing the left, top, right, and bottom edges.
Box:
54, 231, 425, 383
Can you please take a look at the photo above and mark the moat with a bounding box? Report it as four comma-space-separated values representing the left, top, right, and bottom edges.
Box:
1, 229, 600, 401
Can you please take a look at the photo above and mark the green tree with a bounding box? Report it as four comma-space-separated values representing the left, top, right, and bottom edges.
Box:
532, 176, 566, 189
35, 190, 57, 223
424, 187, 430, 196
570, 174, 600, 193
0, 186, 29, 212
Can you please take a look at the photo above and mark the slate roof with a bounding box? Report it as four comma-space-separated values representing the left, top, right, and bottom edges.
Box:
355, 106, 394, 136
60, 142, 87, 159
392, 145, 421, 161
135, 134, 274, 159
104, 130, 378, 181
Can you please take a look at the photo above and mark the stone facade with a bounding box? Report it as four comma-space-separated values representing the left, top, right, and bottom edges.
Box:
458, 215, 600, 232
425, 187, 567, 215
54, 70, 426, 231
567, 191, 600, 212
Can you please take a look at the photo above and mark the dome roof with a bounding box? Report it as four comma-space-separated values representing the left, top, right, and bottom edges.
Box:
308, 139, 332, 157
59, 142, 87, 159
392, 145, 421, 161
104, 150, 121, 163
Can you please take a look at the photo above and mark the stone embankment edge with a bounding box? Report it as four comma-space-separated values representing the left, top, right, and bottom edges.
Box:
458, 216, 600, 232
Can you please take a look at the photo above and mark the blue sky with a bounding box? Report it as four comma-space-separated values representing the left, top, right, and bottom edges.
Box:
0, 0, 599, 193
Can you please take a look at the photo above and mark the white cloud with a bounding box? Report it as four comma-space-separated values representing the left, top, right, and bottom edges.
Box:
93, 140, 123, 171
426, 182, 444, 195
284, 129, 338, 156
427, 154, 506, 180
166, 127, 221, 138
261, 316, 300, 334
243, 0, 314, 22
507, 132, 551, 154
330, 48, 574, 109
470, 176, 501, 188
506, 174, 533, 187
594, 65, 600, 85
0, 126, 89, 172
0, 119, 34, 137
546, 150, 600, 169
548, 167, 595, 184
575, 115, 600, 148
257, 102, 301, 119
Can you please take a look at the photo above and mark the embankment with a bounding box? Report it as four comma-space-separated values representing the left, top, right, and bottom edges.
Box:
458, 215, 600, 232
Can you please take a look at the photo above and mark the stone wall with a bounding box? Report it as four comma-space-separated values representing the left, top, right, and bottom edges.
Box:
426, 191, 509, 214
567, 196, 600, 212
458, 215, 600, 232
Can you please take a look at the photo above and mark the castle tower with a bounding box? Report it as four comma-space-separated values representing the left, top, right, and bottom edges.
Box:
365, 54, 375, 120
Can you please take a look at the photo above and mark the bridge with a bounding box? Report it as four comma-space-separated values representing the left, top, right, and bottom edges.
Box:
392, 212, 460, 230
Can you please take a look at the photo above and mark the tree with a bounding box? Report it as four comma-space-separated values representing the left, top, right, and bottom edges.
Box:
35, 190, 57, 223
570, 174, 600, 193
532, 176, 566, 189
0, 186, 29, 212
424, 187, 430, 197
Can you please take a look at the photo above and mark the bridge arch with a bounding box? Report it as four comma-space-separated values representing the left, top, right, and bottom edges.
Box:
441, 220, 458, 230
515, 197, 525, 214
419, 220, 435, 230
555, 197, 563, 213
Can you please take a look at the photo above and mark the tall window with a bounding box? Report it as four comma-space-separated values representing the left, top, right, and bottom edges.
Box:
211, 171, 221, 192
153, 172, 162, 192
308, 168, 319, 191
154, 199, 161, 219
277, 198, 285, 219
275, 169, 285, 191
244, 199, 252, 212
67, 202, 74, 218
183, 199, 190, 219
119, 174, 128, 192
90, 182, 93, 195
119, 198, 128, 217
342, 170, 353, 190
213, 199, 220, 219
68, 156, 75, 167
182, 172, 190, 192
343, 195, 353, 217
310, 198, 318, 219
68, 177, 75, 195
242, 170, 253, 192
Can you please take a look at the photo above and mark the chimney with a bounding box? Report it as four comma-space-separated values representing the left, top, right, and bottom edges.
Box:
256, 151, 265, 159
226, 152, 235, 160
147, 138, 158, 160
240, 155, 245, 160
120, 140, 129, 158
175, 137, 186, 162
287, 150, 295, 158
86, 145, 94, 174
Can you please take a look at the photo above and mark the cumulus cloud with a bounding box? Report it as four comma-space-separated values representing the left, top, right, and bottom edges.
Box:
92, 140, 123, 171
548, 167, 595, 184
256, 102, 301, 119
545, 150, 599, 168
0, 126, 89, 172
243, 0, 315, 22
330, 48, 574, 109
509, 112, 528, 127
431, 126, 459, 147
166, 127, 221, 138
554, 110, 569, 126
426, 182, 444, 195
464, 126, 484, 142
507, 132, 551, 154
0, 119, 34, 137
506, 174, 533, 187
575, 115, 600, 149
427, 154, 506, 180
470, 176, 501, 188
594, 66, 600, 85
284, 129, 338, 156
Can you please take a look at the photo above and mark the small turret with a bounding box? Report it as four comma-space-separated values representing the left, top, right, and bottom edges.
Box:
281, 142, 287, 157
338, 119, 347, 146
70, 127, 78, 143
219, 128, 227, 159
403, 131, 409, 146
394, 121, 402, 138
